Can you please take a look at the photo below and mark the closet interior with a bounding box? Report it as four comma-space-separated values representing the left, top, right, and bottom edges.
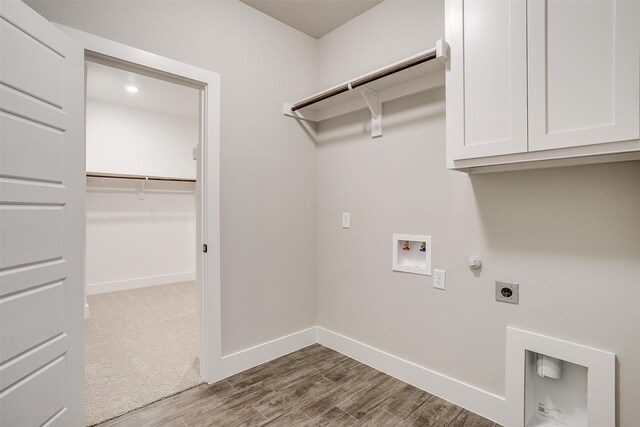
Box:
83, 61, 202, 425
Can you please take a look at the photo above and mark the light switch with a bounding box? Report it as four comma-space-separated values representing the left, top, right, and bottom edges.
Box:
342, 212, 350, 229
434, 269, 445, 290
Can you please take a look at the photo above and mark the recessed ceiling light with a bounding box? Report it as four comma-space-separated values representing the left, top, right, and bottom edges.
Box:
125, 85, 139, 93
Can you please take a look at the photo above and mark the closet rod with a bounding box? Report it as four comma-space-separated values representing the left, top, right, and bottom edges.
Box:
86, 172, 195, 183
290, 49, 438, 112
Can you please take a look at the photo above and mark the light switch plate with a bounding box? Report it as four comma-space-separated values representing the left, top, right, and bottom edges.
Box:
342, 212, 350, 229
434, 269, 445, 290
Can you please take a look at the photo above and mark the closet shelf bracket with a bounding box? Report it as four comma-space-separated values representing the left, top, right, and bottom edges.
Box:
350, 84, 382, 138
435, 39, 449, 64
137, 177, 148, 200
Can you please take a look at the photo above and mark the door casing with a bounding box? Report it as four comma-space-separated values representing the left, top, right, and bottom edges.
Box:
60, 24, 223, 382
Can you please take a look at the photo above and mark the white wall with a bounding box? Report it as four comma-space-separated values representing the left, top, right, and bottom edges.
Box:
316, 1, 640, 425
85, 184, 195, 294
317, 0, 443, 89
86, 99, 198, 179
26, 0, 319, 355
85, 97, 198, 294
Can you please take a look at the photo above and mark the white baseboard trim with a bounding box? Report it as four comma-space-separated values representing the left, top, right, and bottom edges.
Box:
219, 326, 317, 379
316, 326, 507, 426
86, 271, 196, 295
213, 325, 506, 424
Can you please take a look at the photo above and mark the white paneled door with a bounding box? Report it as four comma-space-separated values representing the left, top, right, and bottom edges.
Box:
446, 0, 528, 160
0, 1, 85, 426
528, 0, 640, 151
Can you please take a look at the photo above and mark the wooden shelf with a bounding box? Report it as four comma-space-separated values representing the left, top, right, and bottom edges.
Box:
284, 41, 447, 127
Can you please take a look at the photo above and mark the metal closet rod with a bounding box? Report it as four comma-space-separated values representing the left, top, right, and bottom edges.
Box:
86, 172, 196, 183
291, 49, 438, 112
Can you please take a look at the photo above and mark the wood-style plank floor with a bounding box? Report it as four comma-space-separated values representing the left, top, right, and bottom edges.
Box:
97, 344, 499, 427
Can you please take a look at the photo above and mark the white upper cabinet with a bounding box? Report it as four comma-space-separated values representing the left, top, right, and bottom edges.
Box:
446, 0, 528, 160
445, 0, 640, 172
528, 0, 639, 151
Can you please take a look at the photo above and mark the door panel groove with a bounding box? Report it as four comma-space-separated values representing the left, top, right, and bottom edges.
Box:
0, 257, 64, 274
0, 201, 66, 207
0, 86, 67, 131
0, 105, 65, 131
0, 108, 64, 133
41, 407, 67, 427
0, 16, 65, 58
0, 279, 65, 301
0, 260, 66, 299
0, 355, 65, 396
0, 204, 63, 210
0, 176, 64, 185
0, 81, 63, 110
0, 180, 67, 206
0, 333, 66, 371
0, 334, 67, 391
0, 177, 65, 186
0, 281, 63, 306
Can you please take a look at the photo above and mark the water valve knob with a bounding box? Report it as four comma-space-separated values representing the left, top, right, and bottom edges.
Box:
468, 256, 482, 270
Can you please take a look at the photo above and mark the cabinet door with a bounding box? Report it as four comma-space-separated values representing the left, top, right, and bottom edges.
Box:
446, 0, 528, 161
528, 0, 640, 151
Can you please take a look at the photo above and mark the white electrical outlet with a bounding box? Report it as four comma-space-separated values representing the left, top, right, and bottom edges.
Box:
434, 269, 445, 290
342, 212, 350, 229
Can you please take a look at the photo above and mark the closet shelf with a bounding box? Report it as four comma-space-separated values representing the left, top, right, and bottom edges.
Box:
86, 172, 195, 183
86, 172, 195, 198
284, 39, 449, 137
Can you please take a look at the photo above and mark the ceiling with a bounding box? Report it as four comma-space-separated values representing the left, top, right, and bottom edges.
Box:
86, 61, 199, 119
240, 0, 384, 39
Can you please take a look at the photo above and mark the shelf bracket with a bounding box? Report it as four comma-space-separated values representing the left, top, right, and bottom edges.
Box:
137, 176, 148, 200
436, 39, 450, 63
283, 102, 317, 122
350, 84, 382, 138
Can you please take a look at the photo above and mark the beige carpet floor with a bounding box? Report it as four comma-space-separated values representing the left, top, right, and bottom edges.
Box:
85, 281, 201, 426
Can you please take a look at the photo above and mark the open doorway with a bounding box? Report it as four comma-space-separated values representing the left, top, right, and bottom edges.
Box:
83, 59, 203, 425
